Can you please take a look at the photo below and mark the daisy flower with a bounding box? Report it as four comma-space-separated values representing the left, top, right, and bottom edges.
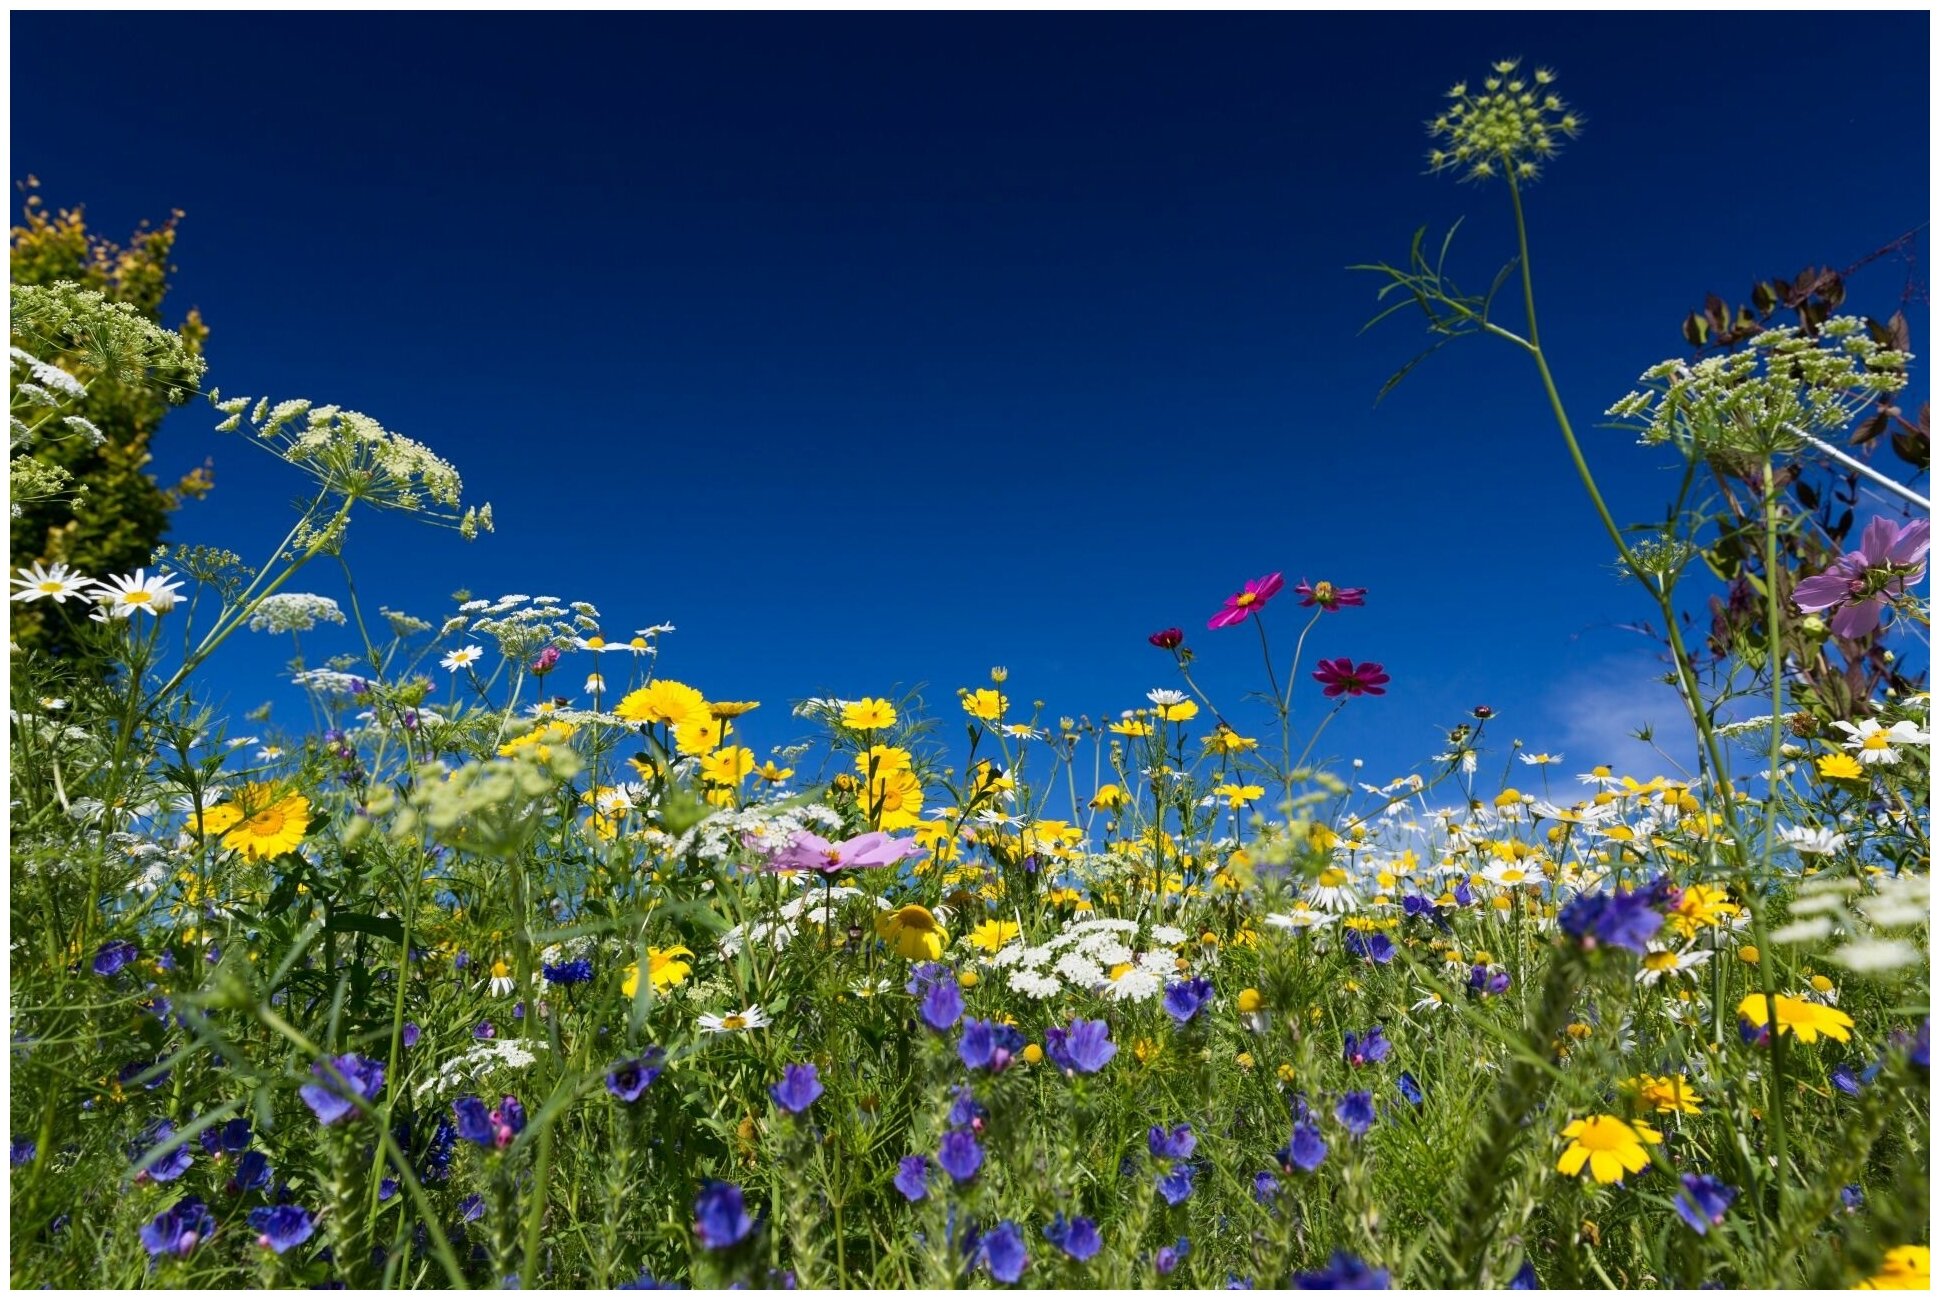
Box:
10, 561, 94, 604
1265, 904, 1338, 931
1830, 718, 1929, 765
1307, 867, 1362, 913
440, 645, 484, 673
1777, 825, 1848, 856
488, 960, 516, 997
1636, 945, 1712, 986
91, 569, 183, 618
1555, 1114, 1662, 1184
698, 1006, 771, 1035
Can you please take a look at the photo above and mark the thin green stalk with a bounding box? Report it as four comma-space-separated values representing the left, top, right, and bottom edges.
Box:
1754, 457, 1791, 1214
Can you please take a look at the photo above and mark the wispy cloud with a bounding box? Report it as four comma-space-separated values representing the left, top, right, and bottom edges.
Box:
1540, 653, 1699, 779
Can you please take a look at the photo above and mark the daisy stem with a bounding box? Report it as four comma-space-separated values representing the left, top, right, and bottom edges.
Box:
1755, 456, 1792, 1218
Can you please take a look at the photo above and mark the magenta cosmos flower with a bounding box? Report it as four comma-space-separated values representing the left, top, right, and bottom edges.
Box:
1792, 516, 1930, 640
1207, 573, 1284, 630
1313, 658, 1389, 698
769, 829, 921, 876
1294, 579, 1367, 612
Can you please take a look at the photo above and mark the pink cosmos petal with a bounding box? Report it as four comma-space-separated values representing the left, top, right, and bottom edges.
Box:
1792, 558, 1864, 614
1829, 597, 1887, 641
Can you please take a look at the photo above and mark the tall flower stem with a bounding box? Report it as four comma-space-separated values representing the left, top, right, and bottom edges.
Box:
1754, 456, 1792, 1216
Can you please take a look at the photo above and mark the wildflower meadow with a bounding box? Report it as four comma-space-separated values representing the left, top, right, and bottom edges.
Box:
7, 40, 1932, 1293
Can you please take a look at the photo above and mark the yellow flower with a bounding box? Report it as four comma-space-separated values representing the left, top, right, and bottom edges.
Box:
622, 945, 694, 997
1133, 1037, 1162, 1064
1236, 988, 1263, 1014
1556, 1115, 1662, 1183
708, 699, 761, 719
1622, 1073, 1704, 1115
842, 698, 898, 730
1858, 1246, 1930, 1290
497, 719, 578, 761
1089, 783, 1130, 812
1215, 782, 1265, 809
857, 745, 913, 775
200, 784, 310, 861
700, 746, 756, 787
1021, 1043, 1044, 1065
1666, 883, 1741, 939
1816, 752, 1866, 781
1155, 699, 1198, 723
1108, 716, 1152, 737
877, 905, 949, 961
1203, 726, 1258, 754
614, 679, 711, 730
958, 970, 979, 989
674, 715, 723, 756
756, 760, 794, 782
961, 688, 1008, 723
966, 919, 1020, 954
1738, 945, 1760, 965
1736, 993, 1854, 1044
865, 768, 926, 831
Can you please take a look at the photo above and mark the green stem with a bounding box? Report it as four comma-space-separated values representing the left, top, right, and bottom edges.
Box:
1755, 457, 1792, 1216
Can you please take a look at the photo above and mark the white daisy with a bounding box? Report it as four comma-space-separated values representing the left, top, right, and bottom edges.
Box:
1777, 825, 1847, 857
1831, 718, 1929, 765
1481, 858, 1540, 889
10, 561, 94, 604
1264, 904, 1337, 931
1145, 688, 1189, 707
1101, 966, 1164, 1002
91, 569, 183, 618
1636, 945, 1712, 986
440, 645, 484, 673
698, 1005, 772, 1034
584, 672, 605, 696
1518, 751, 1564, 766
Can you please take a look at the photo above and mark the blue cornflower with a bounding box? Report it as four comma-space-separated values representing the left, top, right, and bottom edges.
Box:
379, 1178, 398, 1202
1156, 1237, 1190, 1277
1335, 1092, 1375, 1139
921, 979, 964, 1032
140, 1196, 215, 1259
1147, 1124, 1196, 1161
969, 1220, 1028, 1285
1156, 1163, 1196, 1206
248, 1204, 317, 1254
542, 958, 593, 985
93, 940, 139, 977
1342, 1027, 1390, 1068
693, 1181, 756, 1251
298, 1054, 385, 1126
1043, 1018, 1116, 1075
959, 1019, 1025, 1072
10, 1139, 34, 1166
938, 1129, 984, 1184
1672, 1173, 1737, 1236
459, 1194, 486, 1223
606, 1049, 667, 1102
452, 1095, 525, 1149
1451, 880, 1474, 908
402, 1023, 421, 1048
1508, 1260, 1540, 1289
893, 1155, 933, 1203
1253, 1171, 1281, 1203
1830, 1063, 1862, 1097
134, 1121, 193, 1183
1558, 882, 1665, 954
228, 1150, 272, 1193
1042, 1214, 1102, 1262
948, 1086, 986, 1130
1162, 977, 1214, 1024
1343, 932, 1395, 965
200, 1117, 252, 1156
1396, 1072, 1424, 1106
769, 1064, 824, 1116
1294, 1251, 1391, 1289
1468, 965, 1511, 996
1279, 1122, 1327, 1173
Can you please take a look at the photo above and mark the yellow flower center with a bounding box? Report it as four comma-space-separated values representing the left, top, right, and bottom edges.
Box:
1313, 581, 1335, 602
1862, 733, 1889, 750
36, 580, 63, 593
1644, 951, 1680, 972
123, 590, 153, 605
1234, 592, 1257, 607
721, 1015, 746, 1031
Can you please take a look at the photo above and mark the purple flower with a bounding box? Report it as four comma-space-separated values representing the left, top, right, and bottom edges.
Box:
1156, 1237, 1191, 1277
228, 1150, 271, 1193
769, 1064, 824, 1116
1156, 1163, 1197, 1205
1342, 1027, 1390, 1068
1335, 1092, 1375, 1139
1792, 517, 1930, 639
958, 1018, 1025, 1073
1343, 931, 1395, 965
948, 1086, 986, 1130
474, 1021, 497, 1040
140, 1196, 215, 1259
905, 962, 953, 995
969, 1220, 1029, 1285
1043, 1214, 1102, 1262
542, 958, 593, 985
693, 1181, 756, 1251
452, 1095, 524, 1149
1147, 1124, 1197, 1161
1396, 1072, 1423, 1106
893, 1155, 932, 1203
1312, 658, 1389, 699
1509, 1261, 1540, 1289
1899, 1018, 1930, 1071
299, 1054, 386, 1126
769, 830, 922, 876
1294, 1251, 1391, 1289
530, 646, 561, 675
93, 940, 139, 976
459, 1193, 486, 1223
920, 979, 964, 1032
10, 1139, 35, 1166
1673, 1174, 1737, 1235
1279, 1122, 1328, 1173
248, 1204, 317, 1254
938, 1129, 984, 1183
133, 1121, 193, 1183
200, 1117, 252, 1156
1841, 1184, 1864, 1212
1253, 1170, 1281, 1203
1162, 977, 1215, 1024
402, 1023, 421, 1048
1830, 1063, 1862, 1097
1043, 1019, 1116, 1075
606, 1049, 666, 1102
1558, 881, 1666, 955
1468, 965, 1512, 996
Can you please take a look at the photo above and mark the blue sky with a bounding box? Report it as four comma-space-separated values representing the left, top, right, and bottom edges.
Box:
12, 11, 1930, 793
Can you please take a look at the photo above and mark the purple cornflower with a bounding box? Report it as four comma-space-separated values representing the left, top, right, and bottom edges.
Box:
769, 1064, 824, 1115
542, 958, 593, 985
958, 1018, 1024, 1072
1343, 931, 1395, 965
1509, 1261, 1540, 1289
1162, 977, 1214, 1024
693, 1181, 756, 1250
769, 829, 922, 876
606, 1049, 666, 1102
140, 1196, 215, 1259
948, 1086, 987, 1130
227, 1150, 272, 1193
402, 1023, 421, 1048
133, 1121, 193, 1183
893, 1155, 932, 1202
1342, 1027, 1390, 1068
459, 1193, 487, 1222
452, 1095, 525, 1149
904, 961, 952, 995
199, 1117, 252, 1156
1397, 1072, 1424, 1106
474, 1021, 497, 1040
1468, 964, 1512, 996
248, 1204, 317, 1254
1294, 1251, 1391, 1289
1558, 880, 1666, 955
1792, 516, 1930, 639
1156, 1163, 1197, 1206
1253, 1170, 1282, 1203
1147, 1123, 1197, 1161
1830, 1063, 1862, 1097
93, 940, 139, 977
1841, 1184, 1864, 1212
938, 1129, 984, 1183
1673, 1174, 1737, 1236
1279, 1122, 1328, 1173
969, 1221, 1029, 1285
1043, 1214, 1102, 1262
298, 1054, 386, 1126
1335, 1092, 1376, 1138
10, 1139, 35, 1166
920, 978, 964, 1032
1043, 1019, 1116, 1075
1157, 1237, 1190, 1277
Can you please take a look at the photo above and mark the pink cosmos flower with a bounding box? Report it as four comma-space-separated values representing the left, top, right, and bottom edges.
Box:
1294, 579, 1367, 612
1207, 573, 1285, 630
1792, 517, 1930, 640
1148, 628, 1184, 650
1313, 658, 1390, 698
769, 830, 922, 876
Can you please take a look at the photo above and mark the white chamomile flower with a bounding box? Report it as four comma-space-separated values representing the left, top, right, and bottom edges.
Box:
1777, 825, 1847, 857
1481, 858, 1541, 888
698, 1005, 771, 1034
1264, 904, 1337, 932
10, 561, 94, 604
1636, 945, 1712, 986
1518, 751, 1563, 766
1831, 718, 1929, 765
1145, 688, 1189, 708
440, 645, 484, 673
487, 959, 516, 997
91, 569, 183, 617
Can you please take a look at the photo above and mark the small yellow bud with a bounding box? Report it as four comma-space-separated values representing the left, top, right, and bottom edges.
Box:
1021, 1043, 1043, 1065
1237, 988, 1264, 1014
958, 970, 979, 989
1809, 974, 1834, 993
1739, 945, 1760, 965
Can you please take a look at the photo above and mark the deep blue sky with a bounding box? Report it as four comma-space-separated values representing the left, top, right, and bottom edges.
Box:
12, 11, 1931, 793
